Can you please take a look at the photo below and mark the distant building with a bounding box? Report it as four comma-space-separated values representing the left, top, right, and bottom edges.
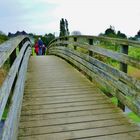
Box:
71, 31, 82, 35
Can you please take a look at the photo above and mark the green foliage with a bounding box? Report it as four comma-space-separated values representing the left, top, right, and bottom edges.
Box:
127, 112, 140, 123
111, 97, 118, 105
117, 31, 127, 39
33, 33, 55, 46
105, 26, 116, 37
2, 107, 8, 120
0, 34, 8, 44
129, 47, 140, 60
110, 97, 140, 123
101, 25, 127, 39
44, 33, 55, 46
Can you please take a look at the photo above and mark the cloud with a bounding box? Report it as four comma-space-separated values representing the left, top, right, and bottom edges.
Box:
0, 0, 58, 34
0, 0, 140, 36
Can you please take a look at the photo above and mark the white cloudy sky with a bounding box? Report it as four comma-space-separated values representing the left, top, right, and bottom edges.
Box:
0, 0, 140, 36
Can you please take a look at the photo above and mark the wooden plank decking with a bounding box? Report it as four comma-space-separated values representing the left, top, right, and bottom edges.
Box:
18, 56, 140, 140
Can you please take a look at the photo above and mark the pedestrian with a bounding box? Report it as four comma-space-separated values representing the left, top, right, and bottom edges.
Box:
42, 44, 46, 55
38, 37, 43, 55
34, 42, 39, 55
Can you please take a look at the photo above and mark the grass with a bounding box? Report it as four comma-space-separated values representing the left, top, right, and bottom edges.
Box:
0, 35, 8, 45
2, 108, 8, 120
128, 66, 140, 80
127, 112, 140, 123
110, 97, 140, 123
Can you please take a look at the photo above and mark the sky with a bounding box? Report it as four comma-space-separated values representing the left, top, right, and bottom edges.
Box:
0, 0, 140, 37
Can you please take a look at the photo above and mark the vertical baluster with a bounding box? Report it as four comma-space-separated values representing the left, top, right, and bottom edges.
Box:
74, 37, 77, 50
88, 38, 93, 56
118, 44, 129, 111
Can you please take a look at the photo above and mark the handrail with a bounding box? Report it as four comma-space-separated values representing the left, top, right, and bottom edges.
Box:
48, 35, 140, 117
49, 35, 140, 48
0, 35, 30, 67
0, 36, 32, 140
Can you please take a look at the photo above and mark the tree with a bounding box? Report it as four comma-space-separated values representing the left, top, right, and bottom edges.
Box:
102, 26, 127, 39
0, 30, 8, 43
59, 18, 70, 37
45, 33, 55, 46
138, 30, 140, 36
59, 18, 66, 37
117, 31, 127, 39
104, 26, 116, 37
134, 30, 140, 41
65, 19, 70, 36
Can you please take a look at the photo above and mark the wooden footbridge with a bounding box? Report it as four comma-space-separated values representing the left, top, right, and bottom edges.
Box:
0, 35, 140, 140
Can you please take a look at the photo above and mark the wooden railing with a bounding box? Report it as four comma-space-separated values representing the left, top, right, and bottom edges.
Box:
0, 36, 31, 140
48, 35, 140, 117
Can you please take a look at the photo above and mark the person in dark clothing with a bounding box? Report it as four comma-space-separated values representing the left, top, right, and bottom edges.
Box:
42, 44, 46, 55
38, 38, 43, 55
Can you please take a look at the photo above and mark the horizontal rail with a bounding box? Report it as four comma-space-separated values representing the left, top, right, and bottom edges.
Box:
1, 48, 31, 140
0, 41, 30, 120
50, 41, 140, 69
0, 36, 30, 68
49, 35, 140, 48
48, 35, 140, 117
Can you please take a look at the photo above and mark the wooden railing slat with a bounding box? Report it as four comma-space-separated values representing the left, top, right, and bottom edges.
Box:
1, 48, 31, 140
0, 36, 28, 68
49, 50, 140, 116
48, 35, 140, 115
50, 46, 140, 90
0, 41, 30, 121
49, 48, 139, 98
52, 41, 140, 69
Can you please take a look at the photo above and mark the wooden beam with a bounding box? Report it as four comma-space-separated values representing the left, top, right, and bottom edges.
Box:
118, 45, 129, 111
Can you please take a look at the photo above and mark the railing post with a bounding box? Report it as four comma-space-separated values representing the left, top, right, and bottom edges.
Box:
118, 44, 129, 111
19, 40, 24, 51
74, 37, 77, 50
88, 39, 93, 56
10, 49, 16, 66
65, 37, 68, 47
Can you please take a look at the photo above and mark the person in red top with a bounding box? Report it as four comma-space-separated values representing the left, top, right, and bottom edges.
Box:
34, 42, 39, 55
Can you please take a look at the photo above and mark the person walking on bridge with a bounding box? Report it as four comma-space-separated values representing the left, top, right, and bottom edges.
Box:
34, 42, 39, 55
42, 44, 46, 55
38, 37, 43, 55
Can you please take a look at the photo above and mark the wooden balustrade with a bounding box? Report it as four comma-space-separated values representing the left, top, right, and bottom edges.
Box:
0, 36, 31, 140
48, 35, 140, 117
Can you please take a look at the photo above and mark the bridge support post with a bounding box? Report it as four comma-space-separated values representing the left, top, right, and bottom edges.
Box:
88, 39, 93, 56
74, 37, 77, 50
19, 41, 24, 51
118, 44, 129, 111
10, 49, 16, 66
65, 37, 68, 47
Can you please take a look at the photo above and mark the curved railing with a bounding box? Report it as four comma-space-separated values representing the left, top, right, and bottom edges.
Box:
48, 35, 140, 117
0, 36, 32, 140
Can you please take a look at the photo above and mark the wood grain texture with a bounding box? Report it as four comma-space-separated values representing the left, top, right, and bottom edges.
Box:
51, 40, 140, 69
1, 48, 31, 140
49, 46, 140, 117
18, 56, 140, 140
0, 36, 29, 68
0, 41, 30, 121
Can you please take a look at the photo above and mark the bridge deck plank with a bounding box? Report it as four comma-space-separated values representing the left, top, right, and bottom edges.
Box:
18, 56, 140, 140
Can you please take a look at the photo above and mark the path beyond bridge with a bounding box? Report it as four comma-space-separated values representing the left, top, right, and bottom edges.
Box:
18, 56, 140, 140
